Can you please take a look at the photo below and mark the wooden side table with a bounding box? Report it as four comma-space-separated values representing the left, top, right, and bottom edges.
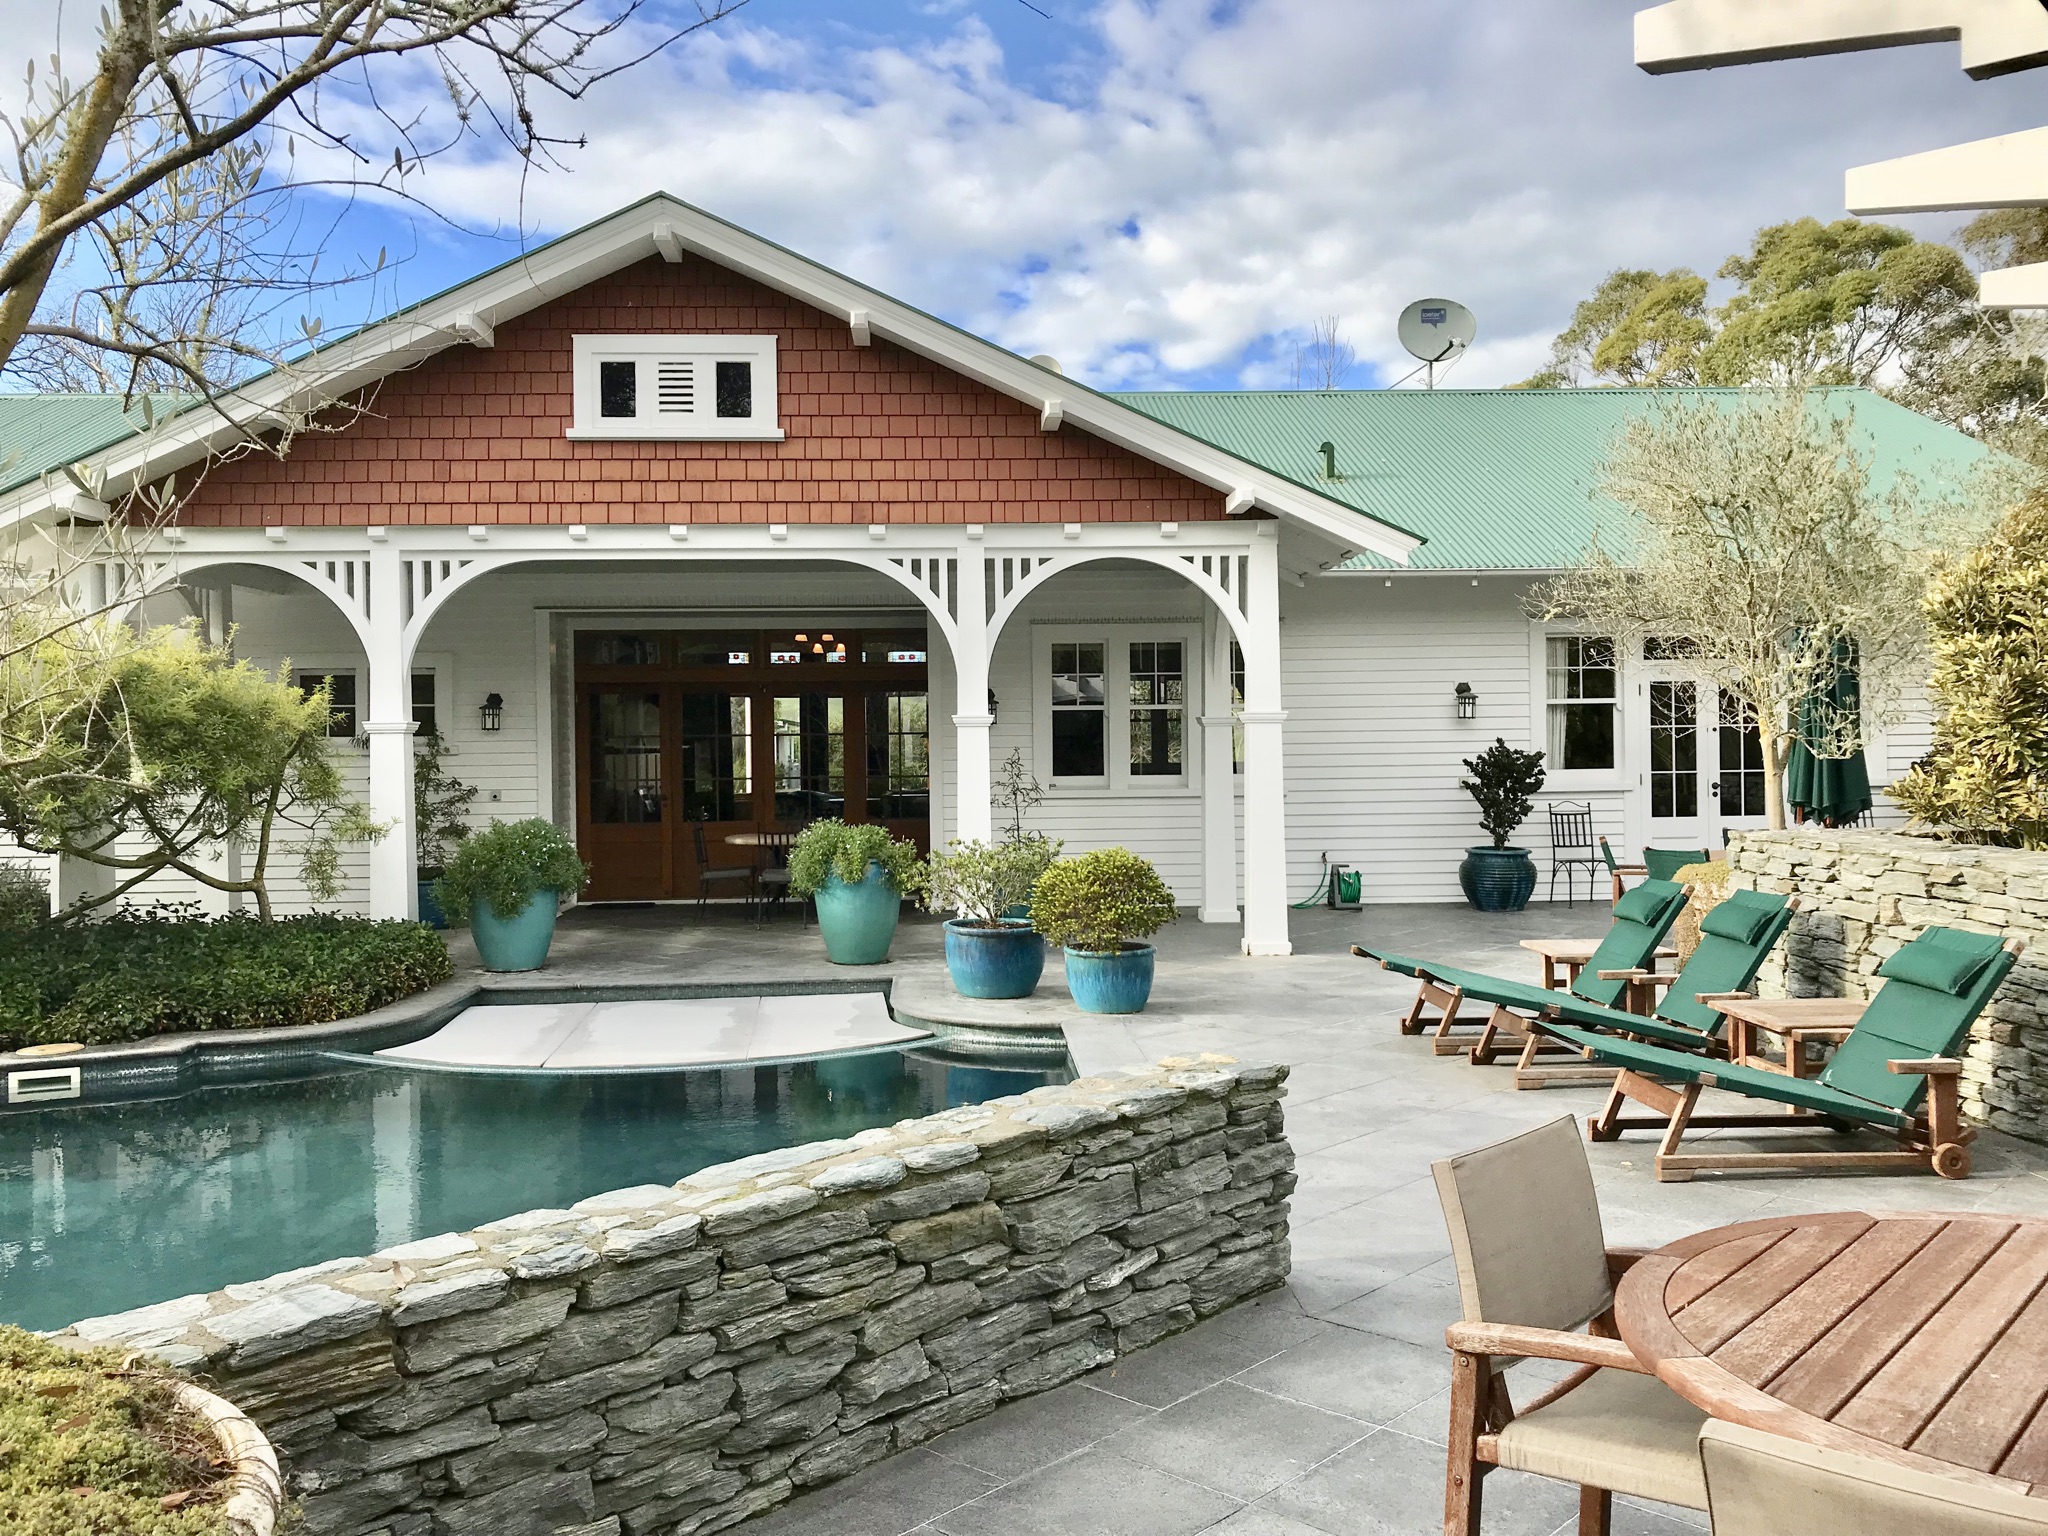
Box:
1716, 996, 1866, 1078
1519, 937, 1677, 994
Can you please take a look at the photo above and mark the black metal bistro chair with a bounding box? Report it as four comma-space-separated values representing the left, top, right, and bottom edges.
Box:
755, 829, 806, 924
692, 818, 756, 913
1547, 801, 1599, 907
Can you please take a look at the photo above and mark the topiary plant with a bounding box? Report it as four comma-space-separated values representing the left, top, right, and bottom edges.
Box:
786, 819, 924, 897
923, 835, 1062, 926
1460, 739, 1547, 848
1889, 496, 2048, 849
435, 818, 588, 923
1029, 847, 1179, 954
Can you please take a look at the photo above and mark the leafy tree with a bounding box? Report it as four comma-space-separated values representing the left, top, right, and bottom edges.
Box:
1534, 393, 1944, 830
1890, 497, 2048, 848
414, 732, 477, 877
1519, 268, 1709, 388
0, 626, 382, 918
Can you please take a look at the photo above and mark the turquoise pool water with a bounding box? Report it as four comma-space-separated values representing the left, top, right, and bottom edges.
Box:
0, 1050, 1065, 1332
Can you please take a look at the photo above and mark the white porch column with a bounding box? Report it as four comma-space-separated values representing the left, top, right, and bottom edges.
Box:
363, 548, 417, 920
952, 548, 994, 845
1199, 611, 1239, 924
1240, 528, 1291, 956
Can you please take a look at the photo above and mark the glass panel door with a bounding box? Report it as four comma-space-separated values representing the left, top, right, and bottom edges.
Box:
866, 691, 929, 824
772, 693, 847, 826
679, 693, 753, 822
582, 689, 670, 901
590, 692, 664, 823
1648, 680, 1700, 823
1716, 690, 1770, 826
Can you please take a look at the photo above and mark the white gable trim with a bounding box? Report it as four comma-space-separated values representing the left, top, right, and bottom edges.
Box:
0, 195, 1419, 563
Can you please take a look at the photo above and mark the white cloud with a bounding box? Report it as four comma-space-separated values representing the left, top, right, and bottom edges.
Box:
10, 0, 2046, 389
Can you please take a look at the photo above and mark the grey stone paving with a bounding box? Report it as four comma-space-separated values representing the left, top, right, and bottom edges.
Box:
465, 899, 2048, 1536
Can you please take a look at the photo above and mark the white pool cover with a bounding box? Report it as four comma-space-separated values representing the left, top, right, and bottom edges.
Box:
376, 993, 929, 1071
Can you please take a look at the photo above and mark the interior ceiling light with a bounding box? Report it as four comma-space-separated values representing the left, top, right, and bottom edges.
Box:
821, 633, 834, 642
794, 633, 808, 642
812, 643, 824, 654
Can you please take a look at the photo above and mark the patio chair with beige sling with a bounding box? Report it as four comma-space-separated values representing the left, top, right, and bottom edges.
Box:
1699, 1419, 2048, 1536
1435, 1115, 1708, 1535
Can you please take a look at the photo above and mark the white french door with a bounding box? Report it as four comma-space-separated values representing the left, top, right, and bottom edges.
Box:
1641, 672, 1771, 850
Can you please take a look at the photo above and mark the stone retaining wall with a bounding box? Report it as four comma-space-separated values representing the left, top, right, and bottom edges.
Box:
54, 1056, 1295, 1536
1727, 829, 2048, 1140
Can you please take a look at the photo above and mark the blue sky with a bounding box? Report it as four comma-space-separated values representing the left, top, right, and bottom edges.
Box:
13, 0, 2048, 391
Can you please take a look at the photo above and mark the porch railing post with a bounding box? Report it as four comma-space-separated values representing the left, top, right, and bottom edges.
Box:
363, 546, 417, 921
952, 549, 995, 846
1240, 528, 1291, 956
1199, 611, 1239, 923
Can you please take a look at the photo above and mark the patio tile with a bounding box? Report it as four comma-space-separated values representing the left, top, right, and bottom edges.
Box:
1234, 1323, 1449, 1426
1319, 1270, 1461, 1349
930, 1449, 1242, 1536
1262, 1426, 1579, 1536
926, 1380, 1155, 1481
743, 1446, 997, 1536
1092, 1306, 1317, 1410
1199, 1506, 1343, 1536
1102, 1381, 1372, 1501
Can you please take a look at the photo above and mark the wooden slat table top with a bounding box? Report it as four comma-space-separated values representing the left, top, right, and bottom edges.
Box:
1617, 1211, 2048, 1499
1517, 938, 1676, 961
1714, 996, 1868, 1031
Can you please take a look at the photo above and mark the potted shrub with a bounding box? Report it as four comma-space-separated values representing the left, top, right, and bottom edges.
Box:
1458, 738, 1546, 912
1030, 846, 1179, 1014
924, 835, 1062, 999
788, 819, 924, 965
1, 1323, 285, 1534
414, 731, 477, 929
437, 818, 589, 971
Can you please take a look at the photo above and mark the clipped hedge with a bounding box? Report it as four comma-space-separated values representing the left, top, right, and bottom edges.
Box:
0, 907, 452, 1051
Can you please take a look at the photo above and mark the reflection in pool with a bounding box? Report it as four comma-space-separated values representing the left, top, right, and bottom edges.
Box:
0, 1048, 1068, 1331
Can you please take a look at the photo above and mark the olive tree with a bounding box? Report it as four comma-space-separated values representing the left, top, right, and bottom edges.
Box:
1533, 392, 1956, 830
0, 625, 382, 918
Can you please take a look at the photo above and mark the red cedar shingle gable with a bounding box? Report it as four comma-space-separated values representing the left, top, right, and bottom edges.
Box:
172, 254, 1227, 528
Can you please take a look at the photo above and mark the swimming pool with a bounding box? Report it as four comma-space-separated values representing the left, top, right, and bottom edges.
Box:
0, 1048, 1068, 1332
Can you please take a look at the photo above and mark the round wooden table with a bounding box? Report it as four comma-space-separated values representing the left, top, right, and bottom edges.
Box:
1617, 1211, 2048, 1500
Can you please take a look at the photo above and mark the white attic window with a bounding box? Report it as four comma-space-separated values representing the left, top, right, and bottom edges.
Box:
568, 335, 783, 441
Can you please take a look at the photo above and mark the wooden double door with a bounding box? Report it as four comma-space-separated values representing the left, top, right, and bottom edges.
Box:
575, 627, 932, 902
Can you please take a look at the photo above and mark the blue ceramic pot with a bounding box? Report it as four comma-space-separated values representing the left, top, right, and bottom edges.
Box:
944, 918, 1046, 999
1064, 943, 1156, 1014
470, 890, 559, 971
1458, 846, 1537, 913
417, 876, 448, 930
814, 862, 902, 965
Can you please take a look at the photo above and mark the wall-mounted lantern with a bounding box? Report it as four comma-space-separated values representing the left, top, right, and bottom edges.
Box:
987, 689, 999, 724
480, 692, 504, 732
1454, 682, 1477, 721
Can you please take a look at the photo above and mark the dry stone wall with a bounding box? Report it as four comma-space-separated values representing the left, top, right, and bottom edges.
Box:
51, 1057, 1294, 1536
1727, 829, 2048, 1139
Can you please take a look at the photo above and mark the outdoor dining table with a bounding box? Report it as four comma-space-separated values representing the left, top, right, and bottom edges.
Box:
1616, 1210, 2048, 1500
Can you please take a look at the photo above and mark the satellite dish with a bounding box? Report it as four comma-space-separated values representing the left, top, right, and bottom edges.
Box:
1398, 298, 1477, 364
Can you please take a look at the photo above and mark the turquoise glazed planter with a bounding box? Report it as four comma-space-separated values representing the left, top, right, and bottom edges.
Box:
1064, 943, 1156, 1014
470, 890, 559, 971
944, 918, 1046, 999
1458, 847, 1537, 913
814, 862, 902, 965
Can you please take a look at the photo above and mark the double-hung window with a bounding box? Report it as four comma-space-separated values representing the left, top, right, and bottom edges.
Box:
1127, 641, 1185, 777
298, 671, 359, 738
1050, 642, 1107, 779
1545, 636, 1617, 772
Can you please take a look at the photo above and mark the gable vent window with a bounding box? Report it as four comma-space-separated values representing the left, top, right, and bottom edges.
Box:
571, 335, 781, 442
656, 360, 696, 414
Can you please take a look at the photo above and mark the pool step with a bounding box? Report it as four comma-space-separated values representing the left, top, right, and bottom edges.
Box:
888, 974, 1076, 1054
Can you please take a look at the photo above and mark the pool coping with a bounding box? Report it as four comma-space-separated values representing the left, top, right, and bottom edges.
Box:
0, 976, 908, 1112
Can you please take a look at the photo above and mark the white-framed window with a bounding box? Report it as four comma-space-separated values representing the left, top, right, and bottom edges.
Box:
1034, 626, 1198, 792
292, 666, 445, 740
567, 334, 783, 441
1544, 635, 1619, 774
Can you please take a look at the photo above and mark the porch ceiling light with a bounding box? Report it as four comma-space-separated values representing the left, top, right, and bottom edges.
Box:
480, 692, 504, 732
1455, 682, 1478, 721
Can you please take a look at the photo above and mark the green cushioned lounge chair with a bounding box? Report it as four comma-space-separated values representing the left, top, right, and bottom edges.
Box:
1353, 879, 1689, 1058
1483, 887, 1798, 1088
1545, 925, 2023, 1181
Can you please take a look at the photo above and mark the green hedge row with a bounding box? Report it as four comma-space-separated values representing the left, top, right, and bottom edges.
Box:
0, 908, 453, 1050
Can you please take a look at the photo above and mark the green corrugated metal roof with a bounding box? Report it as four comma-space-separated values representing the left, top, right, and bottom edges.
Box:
1114, 386, 1998, 570
0, 394, 184, 495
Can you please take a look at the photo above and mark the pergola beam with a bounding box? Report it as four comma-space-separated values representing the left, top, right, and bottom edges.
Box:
1634, 0, 2048, 81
